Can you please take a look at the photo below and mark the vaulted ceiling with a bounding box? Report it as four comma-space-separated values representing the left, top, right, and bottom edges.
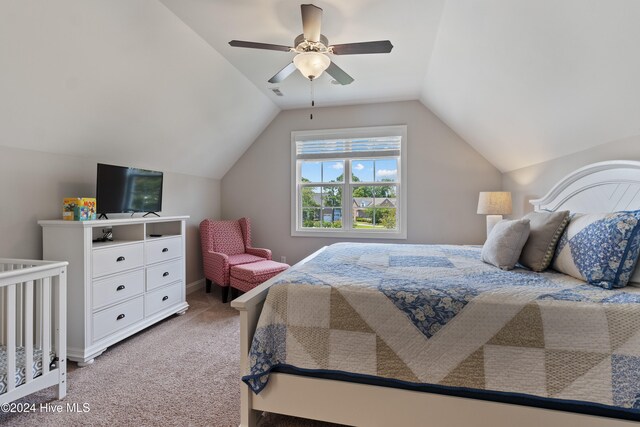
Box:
159, 0, 446, 109
421, 0, 640, 172
0, 0, 279, 180
2, 0, 639, 179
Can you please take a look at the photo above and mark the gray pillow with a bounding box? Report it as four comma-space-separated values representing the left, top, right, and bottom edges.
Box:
481, 219, 531, 270
519, 210, 570, 272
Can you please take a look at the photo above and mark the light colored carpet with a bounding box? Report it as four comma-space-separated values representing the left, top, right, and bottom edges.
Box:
0, 289, 342, 427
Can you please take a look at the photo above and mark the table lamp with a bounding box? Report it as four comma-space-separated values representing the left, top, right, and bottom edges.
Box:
477, 191, 512, 238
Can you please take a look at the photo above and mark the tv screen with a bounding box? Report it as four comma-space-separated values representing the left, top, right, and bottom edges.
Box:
96, 163, 163, 214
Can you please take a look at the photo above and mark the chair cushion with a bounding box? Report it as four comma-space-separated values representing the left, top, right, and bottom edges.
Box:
211, 220, 246, 255
228, 253, 265, 266
230, 277, 262, 293
231, 260, 289, 284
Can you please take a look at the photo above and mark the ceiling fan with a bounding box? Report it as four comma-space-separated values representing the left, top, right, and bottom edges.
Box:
229, 4, 393, 85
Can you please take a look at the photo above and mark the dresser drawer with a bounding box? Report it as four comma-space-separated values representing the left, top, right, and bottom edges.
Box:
92, 296, 144, 342
145, 281, 183, 317
92, 269, 144, 310
93, 243, 144, 278
146, 259, 183, 291
145, 236, 182, 265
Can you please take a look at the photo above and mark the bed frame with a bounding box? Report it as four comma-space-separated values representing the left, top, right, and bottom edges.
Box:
0, 258, 68, 405
232, 160, 640, 427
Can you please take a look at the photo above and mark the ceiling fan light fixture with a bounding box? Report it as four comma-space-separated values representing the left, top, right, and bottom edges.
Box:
293, 52, 330, 80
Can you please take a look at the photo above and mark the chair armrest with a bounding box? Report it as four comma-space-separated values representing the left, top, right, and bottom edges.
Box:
203, 251, 231, 286
246, 247, 272, 260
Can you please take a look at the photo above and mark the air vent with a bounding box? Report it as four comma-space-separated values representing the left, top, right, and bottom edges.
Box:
271, 87, 284, 96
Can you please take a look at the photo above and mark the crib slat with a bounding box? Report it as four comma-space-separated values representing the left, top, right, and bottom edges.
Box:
34, 278, 42, 347
0, 286, 5, 345
1, 264, 11, 347
24, 281, 34, 384
15, 266, 23, 348
41, 277, 51, 376
53, 270, 67, 399
6, 284, 16, 392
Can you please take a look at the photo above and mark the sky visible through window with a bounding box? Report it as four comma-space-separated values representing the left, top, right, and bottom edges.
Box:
301, 159, 398, 183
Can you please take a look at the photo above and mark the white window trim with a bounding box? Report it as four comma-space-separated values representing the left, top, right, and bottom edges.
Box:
291, 125, 407, 239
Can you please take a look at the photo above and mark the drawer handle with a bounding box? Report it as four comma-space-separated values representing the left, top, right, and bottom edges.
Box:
162, 296, 169, 301
116, 285, 126, 291
116, 256, 126, 262
116, 314, 126, 321
162, 248, 169, 253
163, 272, 169, 277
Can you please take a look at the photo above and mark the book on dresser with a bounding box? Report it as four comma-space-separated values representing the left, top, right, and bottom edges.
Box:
39, 215, 189, 366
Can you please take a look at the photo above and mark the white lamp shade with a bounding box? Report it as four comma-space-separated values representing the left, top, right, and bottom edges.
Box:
477, 192, 512, 215
293, 52, 331, 80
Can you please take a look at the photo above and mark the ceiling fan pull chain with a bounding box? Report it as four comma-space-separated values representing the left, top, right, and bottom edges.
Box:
310, 78, 315, 120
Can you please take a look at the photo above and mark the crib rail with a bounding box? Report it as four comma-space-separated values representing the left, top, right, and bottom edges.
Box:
0, 259, 68, 403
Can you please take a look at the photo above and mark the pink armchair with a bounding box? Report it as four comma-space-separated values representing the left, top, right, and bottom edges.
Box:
199, 217, 272, 303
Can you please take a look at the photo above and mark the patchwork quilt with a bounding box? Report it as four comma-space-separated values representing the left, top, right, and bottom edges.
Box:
243, 243, 640, 418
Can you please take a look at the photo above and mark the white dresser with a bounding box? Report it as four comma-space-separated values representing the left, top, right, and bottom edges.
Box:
39, 216, 189, 366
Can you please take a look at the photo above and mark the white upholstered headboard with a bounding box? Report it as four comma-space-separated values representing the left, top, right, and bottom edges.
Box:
530, 160, 640, 213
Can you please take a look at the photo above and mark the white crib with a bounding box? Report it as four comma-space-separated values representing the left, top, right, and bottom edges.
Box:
0, 259, 67, 404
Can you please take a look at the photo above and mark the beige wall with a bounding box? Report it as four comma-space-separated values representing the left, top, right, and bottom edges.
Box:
503, 135, 640, 217
0, 145, 220, 284
221, 101, 502, 265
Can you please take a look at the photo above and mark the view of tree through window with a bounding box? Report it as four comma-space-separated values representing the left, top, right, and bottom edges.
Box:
300, 161, 344, 228
298, 159, 399, 231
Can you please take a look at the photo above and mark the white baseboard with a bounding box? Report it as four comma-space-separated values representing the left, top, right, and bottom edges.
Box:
186, 278, 205, 295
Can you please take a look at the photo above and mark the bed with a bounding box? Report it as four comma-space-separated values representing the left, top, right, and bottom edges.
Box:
232, 160, 640, 427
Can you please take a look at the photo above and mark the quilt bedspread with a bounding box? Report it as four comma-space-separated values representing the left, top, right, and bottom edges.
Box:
243, 243, 640, 416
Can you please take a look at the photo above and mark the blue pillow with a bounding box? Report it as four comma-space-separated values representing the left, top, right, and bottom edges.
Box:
552, 210, 640, 289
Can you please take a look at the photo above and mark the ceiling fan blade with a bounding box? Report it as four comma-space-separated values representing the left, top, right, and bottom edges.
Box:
268, 62, 298, 83
325, 61, 354, 85
229, 40, 292, 52
331, 40, 393, 55
301, 4, 322, 42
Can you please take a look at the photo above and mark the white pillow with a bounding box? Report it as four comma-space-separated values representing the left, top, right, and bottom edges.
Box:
481, 219, 531, 270
630, 267, 640, 287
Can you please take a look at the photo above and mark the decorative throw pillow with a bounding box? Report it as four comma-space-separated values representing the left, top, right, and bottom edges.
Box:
630, 265, 640, 287
552, 210, 640, 289
481, 219, 531, 270
519, 210, 570, 272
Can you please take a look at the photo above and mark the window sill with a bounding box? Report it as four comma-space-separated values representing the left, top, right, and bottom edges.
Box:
291, 229, 407, 239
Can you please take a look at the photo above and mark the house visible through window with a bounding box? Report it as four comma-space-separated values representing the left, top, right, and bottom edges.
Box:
291, 126, 407, 238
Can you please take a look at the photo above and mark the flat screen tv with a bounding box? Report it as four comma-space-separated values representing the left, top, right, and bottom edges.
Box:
96, 163, 163, 216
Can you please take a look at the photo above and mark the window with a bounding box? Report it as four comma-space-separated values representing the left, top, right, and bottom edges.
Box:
291, 126, 407, 238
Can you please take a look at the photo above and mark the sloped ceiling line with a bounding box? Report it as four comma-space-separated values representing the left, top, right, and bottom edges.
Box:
3, 0, 638, 177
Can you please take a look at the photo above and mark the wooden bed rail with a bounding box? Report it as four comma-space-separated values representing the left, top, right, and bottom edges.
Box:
231, 247, 327, 427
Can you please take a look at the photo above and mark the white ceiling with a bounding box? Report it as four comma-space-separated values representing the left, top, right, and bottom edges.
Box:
0, 0, 279, 180
159, 0, 446, 109
2, 0, 639, 177
421, 0, 640, 172
161, 0, 640, 172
